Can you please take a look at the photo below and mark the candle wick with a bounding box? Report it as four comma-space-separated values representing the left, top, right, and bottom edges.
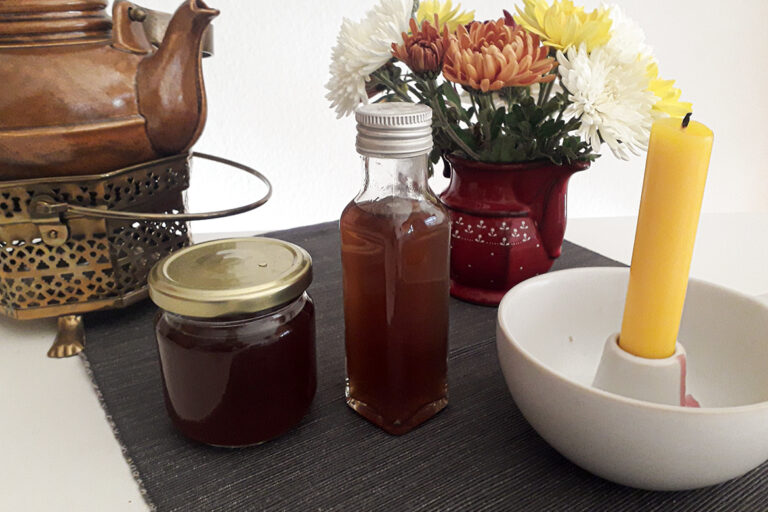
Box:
682, 113, 692, 128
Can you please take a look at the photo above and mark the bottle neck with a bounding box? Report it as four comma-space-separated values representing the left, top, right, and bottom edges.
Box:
357, 154, 431, 202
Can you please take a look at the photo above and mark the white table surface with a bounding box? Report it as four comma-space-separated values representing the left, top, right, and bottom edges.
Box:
2, 214, 767, 511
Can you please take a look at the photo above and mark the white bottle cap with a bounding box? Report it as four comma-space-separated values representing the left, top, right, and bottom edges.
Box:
355, 103, 433, 158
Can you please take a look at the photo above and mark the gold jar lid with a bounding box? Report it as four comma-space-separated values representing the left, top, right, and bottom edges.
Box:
148, 237, 312, 318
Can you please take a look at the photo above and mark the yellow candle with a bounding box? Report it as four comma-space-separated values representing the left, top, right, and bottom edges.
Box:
619, 115, 714, 359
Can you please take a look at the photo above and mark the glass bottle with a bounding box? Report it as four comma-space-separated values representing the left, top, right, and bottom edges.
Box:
340, 103, 450, 435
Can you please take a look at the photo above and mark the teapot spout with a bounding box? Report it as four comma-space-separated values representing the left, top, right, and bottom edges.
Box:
137, 0, 219, 156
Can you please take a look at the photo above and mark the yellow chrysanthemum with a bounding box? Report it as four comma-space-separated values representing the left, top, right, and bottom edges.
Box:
417, 0, 474, 32
514, 0, 612, 52
647, 62, 692, 118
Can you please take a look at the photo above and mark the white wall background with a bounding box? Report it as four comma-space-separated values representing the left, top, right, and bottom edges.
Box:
128, 0, 768, 234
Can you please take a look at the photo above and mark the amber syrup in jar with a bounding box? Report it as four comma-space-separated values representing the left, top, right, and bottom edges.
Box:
149, 237, 316, 447
341, 104, 450, 435
155, 295, 316, 447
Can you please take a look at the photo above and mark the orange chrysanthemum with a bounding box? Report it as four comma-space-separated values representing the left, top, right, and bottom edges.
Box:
443, 19, 556, 92
391, 16, 448, 74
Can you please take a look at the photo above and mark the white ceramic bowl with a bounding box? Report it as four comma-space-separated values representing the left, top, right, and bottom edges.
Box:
496, 267, 768, 491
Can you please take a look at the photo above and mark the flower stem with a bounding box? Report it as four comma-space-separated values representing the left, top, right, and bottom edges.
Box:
477, 92, 494, 112
371, 69, 412, 103
404, 82, 427, 102
468, 89, 479, 116
475, 92, 495, 149
421, 78, 482, 161
537, 79, 555, 107
556, 77, 568, 123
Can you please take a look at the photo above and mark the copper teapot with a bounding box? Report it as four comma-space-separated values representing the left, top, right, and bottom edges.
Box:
0, 0, 218, 179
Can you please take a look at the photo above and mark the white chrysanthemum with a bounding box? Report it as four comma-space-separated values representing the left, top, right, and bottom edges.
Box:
557, 44, 656, 160
326, 0, 414, 118
602, 5, 653, 65
603, 5, 685, 120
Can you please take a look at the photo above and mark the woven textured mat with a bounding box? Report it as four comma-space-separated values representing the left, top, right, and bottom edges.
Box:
82, 222, 768, 511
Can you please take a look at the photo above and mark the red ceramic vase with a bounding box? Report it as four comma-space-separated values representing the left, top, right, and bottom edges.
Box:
439, 155, 589, 305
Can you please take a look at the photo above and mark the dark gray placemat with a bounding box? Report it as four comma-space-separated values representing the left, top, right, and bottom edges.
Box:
82, 222, 768, 511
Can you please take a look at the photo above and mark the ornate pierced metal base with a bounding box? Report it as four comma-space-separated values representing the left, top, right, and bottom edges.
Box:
0, 154, 191, 321
0, 152, 270, 358
48, 315, 86, 358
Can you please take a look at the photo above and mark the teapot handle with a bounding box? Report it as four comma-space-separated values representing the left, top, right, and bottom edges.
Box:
112, 1, 214, 57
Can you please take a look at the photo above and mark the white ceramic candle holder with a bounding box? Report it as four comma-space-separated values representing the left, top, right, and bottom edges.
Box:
592, 334, 696, 407
496, 267, 768, 491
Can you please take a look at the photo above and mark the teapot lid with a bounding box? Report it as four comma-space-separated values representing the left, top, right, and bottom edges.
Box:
0, 0, 112, 46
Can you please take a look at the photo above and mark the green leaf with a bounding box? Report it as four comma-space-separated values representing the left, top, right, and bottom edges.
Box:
441, 83, 462, 110
519, 120, 532, 138
451, 125, 477, 150
436, 83, 470, 123
490, 107, 506, 140
429, 146, 442, 165
529, 106, 545, 127
538, 119, 558, 138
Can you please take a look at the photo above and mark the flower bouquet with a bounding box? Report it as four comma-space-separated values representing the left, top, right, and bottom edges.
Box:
326, 0, 693, 304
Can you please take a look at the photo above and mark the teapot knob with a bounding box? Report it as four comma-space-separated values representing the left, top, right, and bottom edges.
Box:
128, 7, 148, 22
112, 1, 154, 54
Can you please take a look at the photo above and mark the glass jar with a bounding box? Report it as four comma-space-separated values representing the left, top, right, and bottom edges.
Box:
341, 103, 451, 435
148, 237, 316, 447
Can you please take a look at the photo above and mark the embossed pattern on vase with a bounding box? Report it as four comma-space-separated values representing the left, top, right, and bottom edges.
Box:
450, 214, 550, 296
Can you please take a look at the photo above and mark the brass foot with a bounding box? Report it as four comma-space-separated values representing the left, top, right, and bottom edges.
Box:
47, 315, 86, 358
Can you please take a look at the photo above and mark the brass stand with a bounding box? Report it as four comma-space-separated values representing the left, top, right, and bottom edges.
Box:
0, 153, 271, 358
